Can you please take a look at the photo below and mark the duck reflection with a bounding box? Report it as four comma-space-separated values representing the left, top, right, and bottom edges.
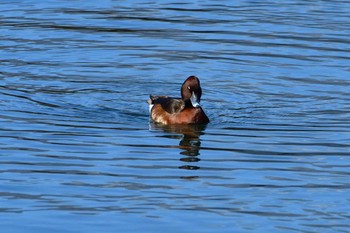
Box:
149, 123, 207, 171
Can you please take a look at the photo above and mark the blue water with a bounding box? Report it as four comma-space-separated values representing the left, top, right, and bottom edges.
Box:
1, 1, 350, 232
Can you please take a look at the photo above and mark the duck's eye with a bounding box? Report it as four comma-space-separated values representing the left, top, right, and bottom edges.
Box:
187, 86, 191, 90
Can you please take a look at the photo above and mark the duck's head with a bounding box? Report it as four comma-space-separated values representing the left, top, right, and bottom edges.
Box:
181, 76, 202, 108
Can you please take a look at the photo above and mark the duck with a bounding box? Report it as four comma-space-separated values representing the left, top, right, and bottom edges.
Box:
147, 76, 209, 125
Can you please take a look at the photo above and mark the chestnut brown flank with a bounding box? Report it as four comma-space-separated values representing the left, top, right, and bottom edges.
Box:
151, 104, 209, 124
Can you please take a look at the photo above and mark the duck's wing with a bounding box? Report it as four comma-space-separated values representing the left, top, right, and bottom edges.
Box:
149, 95, 185, 114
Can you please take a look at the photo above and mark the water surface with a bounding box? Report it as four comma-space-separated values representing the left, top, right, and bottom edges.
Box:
1, 1, 350, 232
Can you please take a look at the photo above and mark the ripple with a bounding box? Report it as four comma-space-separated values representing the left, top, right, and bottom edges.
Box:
1, 1, 350, 233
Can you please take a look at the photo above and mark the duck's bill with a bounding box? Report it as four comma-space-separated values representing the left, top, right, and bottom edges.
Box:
190, 92, 200, 108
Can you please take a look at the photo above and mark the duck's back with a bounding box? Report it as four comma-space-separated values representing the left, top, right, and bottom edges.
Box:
148, 95, 185, 114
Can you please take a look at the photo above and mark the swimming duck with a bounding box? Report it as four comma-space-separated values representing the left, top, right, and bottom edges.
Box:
148, 76, 209, 124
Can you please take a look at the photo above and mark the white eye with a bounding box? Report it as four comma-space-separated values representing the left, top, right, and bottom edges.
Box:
187, 86, 190, 90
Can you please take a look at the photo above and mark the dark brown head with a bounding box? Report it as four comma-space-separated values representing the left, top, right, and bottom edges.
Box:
181, 76, 202, 108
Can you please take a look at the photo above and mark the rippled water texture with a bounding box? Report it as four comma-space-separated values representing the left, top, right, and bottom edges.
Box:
1, 1, 350, 232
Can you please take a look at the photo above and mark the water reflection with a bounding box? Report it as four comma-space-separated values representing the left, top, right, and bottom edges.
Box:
149, 123, 207, 171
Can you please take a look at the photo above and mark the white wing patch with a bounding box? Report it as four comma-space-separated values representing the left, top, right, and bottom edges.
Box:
149, 104, 154, 113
